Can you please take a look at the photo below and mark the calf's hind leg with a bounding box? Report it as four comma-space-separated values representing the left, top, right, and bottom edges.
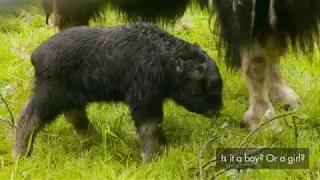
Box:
63, 108, 92, 136
12, 96, 61, 159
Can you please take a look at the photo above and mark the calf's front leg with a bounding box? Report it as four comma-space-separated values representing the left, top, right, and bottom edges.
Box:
130, 105, 166, 163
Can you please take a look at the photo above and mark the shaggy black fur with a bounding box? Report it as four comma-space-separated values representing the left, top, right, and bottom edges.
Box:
12, 22, 223, 162
38, 0, 211, 30
2, 0, 320, 64
213, 0, 320, 68
36, 0, 320, 69
39, 0, 198, 30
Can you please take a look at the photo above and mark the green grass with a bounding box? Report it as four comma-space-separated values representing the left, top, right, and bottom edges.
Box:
0, 5, 320, 180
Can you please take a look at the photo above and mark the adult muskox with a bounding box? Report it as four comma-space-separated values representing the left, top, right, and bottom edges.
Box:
40, 0, 207, 30
12, 22, 223, 162
213, 0, 320, 131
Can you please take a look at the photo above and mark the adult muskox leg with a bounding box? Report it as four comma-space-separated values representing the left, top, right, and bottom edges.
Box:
130, 105, 166, 163
240, 39, 277, 132
51, 0, 94, 31
50, 0, 80, 31
42, 0, 53, 25
63, 108, 92, 136
265, 36, 301, 111
50, 0, 61, 29
12, 95, 61, 159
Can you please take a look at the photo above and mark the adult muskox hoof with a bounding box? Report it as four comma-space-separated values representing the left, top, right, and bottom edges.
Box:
283, 100, 302, 111
239, 119, 261, 132
239, 120, 246, 129
239, 118, 282, 133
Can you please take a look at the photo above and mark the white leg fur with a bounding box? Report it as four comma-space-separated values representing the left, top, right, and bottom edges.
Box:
264, 37, 301, 110
240, 40, 278, 132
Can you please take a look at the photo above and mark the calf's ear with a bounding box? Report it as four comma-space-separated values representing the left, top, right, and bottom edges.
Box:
175, 58, 184, 73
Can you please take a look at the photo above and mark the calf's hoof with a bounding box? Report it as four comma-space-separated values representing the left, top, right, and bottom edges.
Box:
74, 121, 96, 137
12, 145, 28, 160
141, 151, 159, 163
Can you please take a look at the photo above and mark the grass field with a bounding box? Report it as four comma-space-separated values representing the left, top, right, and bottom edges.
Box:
0, 4, 320, 180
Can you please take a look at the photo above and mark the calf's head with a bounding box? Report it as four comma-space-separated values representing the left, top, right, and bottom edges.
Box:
170, 44, 223, 118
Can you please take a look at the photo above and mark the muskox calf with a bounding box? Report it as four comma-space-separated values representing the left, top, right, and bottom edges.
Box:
12, 22, 223, 162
